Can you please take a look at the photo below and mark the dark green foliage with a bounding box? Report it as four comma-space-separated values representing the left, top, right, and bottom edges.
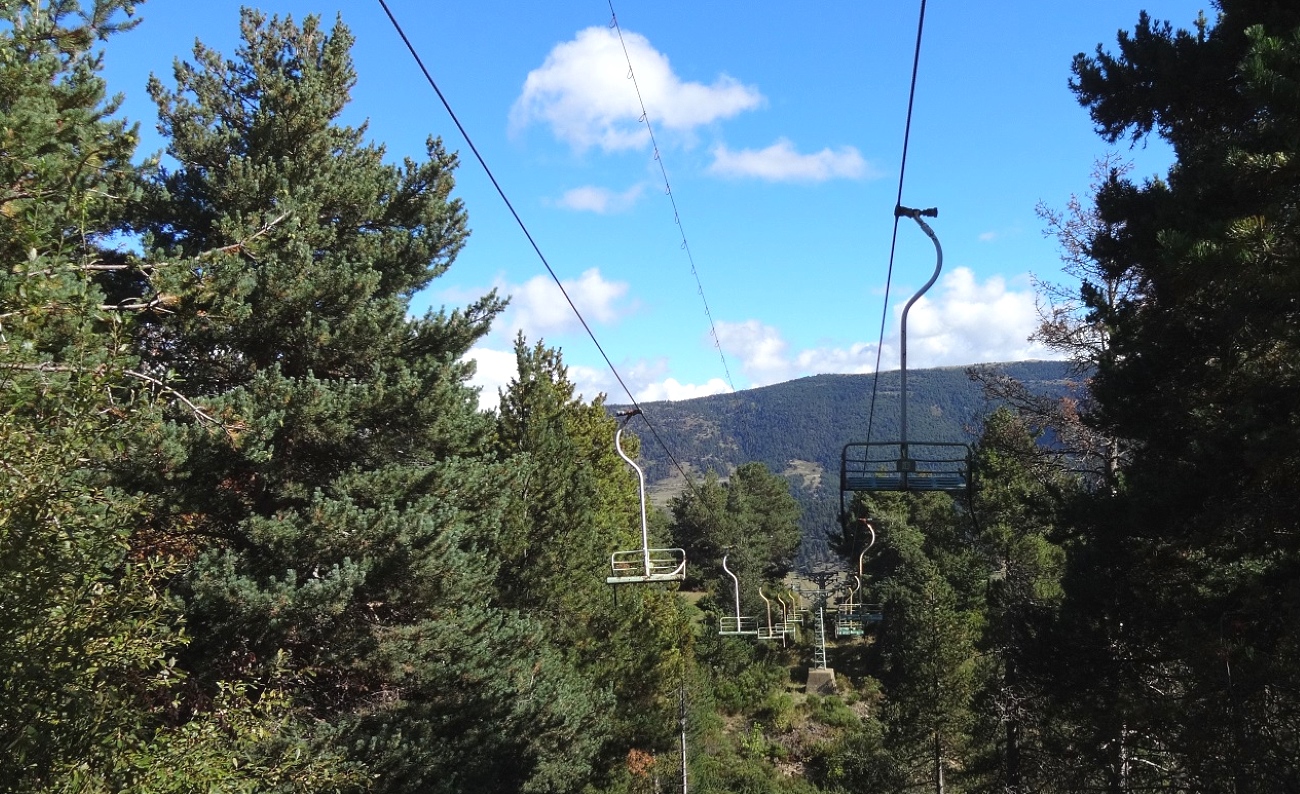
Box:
806, 720, 904, 793
964, 409, 1070, 793
1060, 2, 1300, 789
36, 0, 1300, 788
493, 335, 697, 778
873, 516, 978, 791
0, 2, 175, 783
669, 462, 801, 612
127, 10, 608, 791
1, 2, 359, 789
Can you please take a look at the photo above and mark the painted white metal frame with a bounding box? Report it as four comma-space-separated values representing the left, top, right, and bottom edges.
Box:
718, 554, 758, 635
607, 409, 687, 585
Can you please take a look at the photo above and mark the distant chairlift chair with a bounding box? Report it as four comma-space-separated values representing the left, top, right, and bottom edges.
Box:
777, 594, 800, 634
607, 409, 687, 585
718, 554, 759, 636
757, 587, 785, 642
835, 525, 883, 638
840, 206, 972, 512
835, 576, 866, 638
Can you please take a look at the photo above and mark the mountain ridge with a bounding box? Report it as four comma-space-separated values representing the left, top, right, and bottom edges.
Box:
610, 359, 1081, 565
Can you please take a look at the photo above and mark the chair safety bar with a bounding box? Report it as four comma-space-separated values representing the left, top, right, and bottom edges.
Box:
841, 441, 971, 493
607, 548, 687, 585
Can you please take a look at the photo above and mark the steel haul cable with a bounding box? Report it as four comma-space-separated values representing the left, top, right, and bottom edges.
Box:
866, 0, 929, 445
375, 0, 703, 498
607, 1, 736, 393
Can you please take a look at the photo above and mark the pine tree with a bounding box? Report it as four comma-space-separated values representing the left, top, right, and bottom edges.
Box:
133, 11, 605, 791
1064, 3, 1300, 788
0, 2, 175, 784
964, 408, 1069, 793
874, 519, 978, 793
1, 2, 357, 789
670, 462, 801, 606
493, 335, 696, 775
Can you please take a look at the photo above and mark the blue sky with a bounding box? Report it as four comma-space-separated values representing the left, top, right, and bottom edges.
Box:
100, 1, 1209, 408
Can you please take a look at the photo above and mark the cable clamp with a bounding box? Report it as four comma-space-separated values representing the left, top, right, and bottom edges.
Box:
895, 204, 938, 219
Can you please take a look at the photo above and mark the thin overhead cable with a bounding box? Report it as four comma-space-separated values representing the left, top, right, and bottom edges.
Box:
607, 2, 736, 393
375, 0, 701, 494
866, 0, 929, 444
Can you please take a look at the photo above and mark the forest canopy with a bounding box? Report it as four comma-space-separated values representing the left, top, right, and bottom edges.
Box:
3, 1, 1300, 792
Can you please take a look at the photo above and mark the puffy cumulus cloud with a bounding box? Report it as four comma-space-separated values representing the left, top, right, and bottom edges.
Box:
553, 183, 645, 213
505, 267, 632, 337
900, 267, 1058, 367
510, 26, 764, 152
714, 319, 792, 385
562, 361, 619, 405
708, 138, 876, 182
714, 321, 884, 385
793, 342, 883, 375
464, 269, 1055, 412
464, 349, 629, 412
705, 269, 1057, 388
464, 345, 520, 412
566, 355, 733, 406
637, 377, 732, 402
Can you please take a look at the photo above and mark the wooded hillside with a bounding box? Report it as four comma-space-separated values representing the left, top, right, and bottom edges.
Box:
3, 2, 1298, 792
612, 360, 1081, 564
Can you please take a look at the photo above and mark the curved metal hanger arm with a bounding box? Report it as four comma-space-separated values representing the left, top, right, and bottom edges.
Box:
894, 205, 942, 451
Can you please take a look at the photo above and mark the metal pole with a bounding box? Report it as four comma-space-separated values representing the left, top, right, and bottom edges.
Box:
614, 410, 651, 577
895, 206, 942, 472
679, 682, 688, 794
722, 554, 742, 630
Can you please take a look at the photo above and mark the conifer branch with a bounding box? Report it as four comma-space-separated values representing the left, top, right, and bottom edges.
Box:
1, 361, 231, 436
16, 211, 291, 277
123, 368, 226, 433
100, 294, 180, 313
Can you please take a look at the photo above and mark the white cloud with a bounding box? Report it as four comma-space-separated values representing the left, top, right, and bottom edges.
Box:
895, 267, 1057, 367
464, 345, 518, 412
464, 269, 1059, 412
505, 267, 632, 337
510, 26, 764, 152
977, 225, 1021, 244
710, 321, 882, 386
706, 269, 1059, 389
708, 138, 876, 182
553, 183, 645, 213
794, 342, 883, 376
637, 377, 732, 402
714, 319, 792, 384
560, 355, 733, 406
465, 345, 733, 411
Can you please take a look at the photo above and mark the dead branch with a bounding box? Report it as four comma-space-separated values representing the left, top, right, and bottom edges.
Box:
0, 361, 232, 439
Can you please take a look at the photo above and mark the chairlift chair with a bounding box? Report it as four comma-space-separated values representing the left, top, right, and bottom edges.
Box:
856, 533, 885, 625
718, 554, 759, 636
836, 524, 883, 636
776, 594, 799, 635
606, 409, 687, 585
835, 575, 866, 637
840, 206, 972, 512
757, 587, 785, 642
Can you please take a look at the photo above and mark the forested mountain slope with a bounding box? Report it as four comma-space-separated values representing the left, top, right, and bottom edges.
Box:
13, 1, 1299, 791
612, 360, 1080, 564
